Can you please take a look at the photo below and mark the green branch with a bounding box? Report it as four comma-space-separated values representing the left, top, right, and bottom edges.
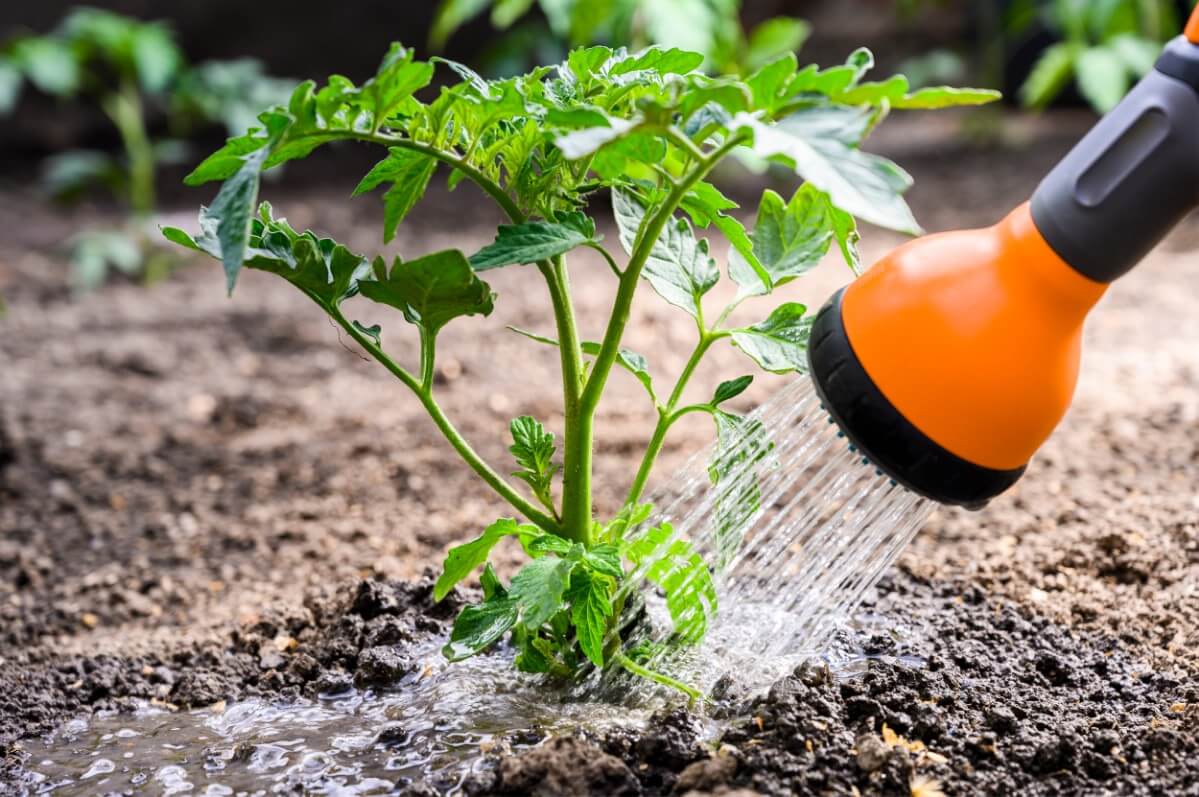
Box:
580, 133, 745, 414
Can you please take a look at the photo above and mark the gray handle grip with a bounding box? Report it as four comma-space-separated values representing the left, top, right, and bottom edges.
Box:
1031, 36, 1199, 283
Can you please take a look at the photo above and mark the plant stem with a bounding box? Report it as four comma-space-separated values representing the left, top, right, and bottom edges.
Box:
103, 79, 155, 217
614, 653, 703, 705
330, 307, 561, 533
540, 257, 592, 545
623, 333, 717, 507
580, 133, 744, 415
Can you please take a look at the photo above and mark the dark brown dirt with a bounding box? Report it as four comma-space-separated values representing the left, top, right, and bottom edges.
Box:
3, 111, 1199, 794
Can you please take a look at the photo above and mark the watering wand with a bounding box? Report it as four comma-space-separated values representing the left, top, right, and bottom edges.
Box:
808, 11, 1199, 509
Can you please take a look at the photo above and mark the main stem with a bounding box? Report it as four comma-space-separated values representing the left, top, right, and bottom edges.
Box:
543, 256, 592, 546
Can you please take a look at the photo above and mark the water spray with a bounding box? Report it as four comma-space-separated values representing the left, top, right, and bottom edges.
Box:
811, 16, 1199, 508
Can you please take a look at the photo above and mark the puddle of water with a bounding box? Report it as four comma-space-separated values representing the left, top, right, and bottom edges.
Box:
12, 609, 927, 796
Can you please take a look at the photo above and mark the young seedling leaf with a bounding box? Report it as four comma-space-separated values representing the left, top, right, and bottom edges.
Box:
471, 212, 599, 270
434, 517, 529, 601
569, 569, 613, 666
730, 302, 812, 373
443, 597, 519, 661
712, 375, 753, 407
509, 415, 558, 511
509, 557, 576, 630
359, 250, 495, 335
613, 189, 718, 319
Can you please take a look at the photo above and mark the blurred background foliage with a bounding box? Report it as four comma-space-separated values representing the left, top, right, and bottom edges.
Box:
0, 0, 1196, 294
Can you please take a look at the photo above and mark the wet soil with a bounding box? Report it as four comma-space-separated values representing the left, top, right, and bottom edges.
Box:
3, 111, 1199, 794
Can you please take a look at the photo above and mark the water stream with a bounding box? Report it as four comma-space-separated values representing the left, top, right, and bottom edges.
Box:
12, 378, 936, 795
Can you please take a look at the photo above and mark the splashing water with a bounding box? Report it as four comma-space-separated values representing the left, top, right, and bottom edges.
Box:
13, 377, 935, 794
610, 377, 935, 696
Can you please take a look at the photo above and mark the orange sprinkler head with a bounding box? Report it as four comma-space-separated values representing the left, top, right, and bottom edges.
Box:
809, 27, 1199, 508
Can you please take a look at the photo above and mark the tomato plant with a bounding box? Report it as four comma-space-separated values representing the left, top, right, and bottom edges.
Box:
166, 42, 997, 698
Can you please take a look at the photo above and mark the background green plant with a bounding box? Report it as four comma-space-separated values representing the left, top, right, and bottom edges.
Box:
166, 40, 997, 697
1015, 0, 1181, 112
0, 7, 291, 290
431, 0, 811, 76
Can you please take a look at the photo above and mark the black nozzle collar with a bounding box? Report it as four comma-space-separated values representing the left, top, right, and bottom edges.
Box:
807, 289, 1026, 510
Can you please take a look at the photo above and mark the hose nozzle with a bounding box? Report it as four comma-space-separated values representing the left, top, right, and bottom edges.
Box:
809, 31, 1199, 508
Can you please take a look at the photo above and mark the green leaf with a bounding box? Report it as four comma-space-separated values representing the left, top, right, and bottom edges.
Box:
1020, 42, 1078, 109
826, 200, 861, 275
1108, 34, 1160, 76
492, 0, 537, 28
627, 523, 717, 644
680, 181, 738, 228
430, 0, 493, 49
0, 59, 21, 114
509, 416, 558, 508
352, 320, 382, 346
130, 24, 182, 93
892, 86, 1003, 109
569, 569, 613, 667
470, 212, 599, 270
434, 518, 530, 601
729, 302, 812, 374
1076, 45, 1129, 113
730, 186, 832, 298
732, 113, 920, 235
480, 563, 507, 600
613, 189, 718, 318
353, 147, 439, 243
509, 557, 576, 630
712, 375, 753, 406
69, 230, 143, 292
164, 203, 371, 308
443, 597, 519, 661
554, 116, 641, 159
359, 250, 495, 336
746, 53, 798, 112
744, 17, 811, 74
13, 37, 79, 95
581, 543, 624, 579
365, 43, 436, 123
524, 533, 573, 557
206, 145, 271, 293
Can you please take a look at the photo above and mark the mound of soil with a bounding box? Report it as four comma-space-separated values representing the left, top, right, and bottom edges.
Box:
466, 573, 1199, 796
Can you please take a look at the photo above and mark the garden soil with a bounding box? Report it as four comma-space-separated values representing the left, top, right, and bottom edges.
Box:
2, 112, 1199, 795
